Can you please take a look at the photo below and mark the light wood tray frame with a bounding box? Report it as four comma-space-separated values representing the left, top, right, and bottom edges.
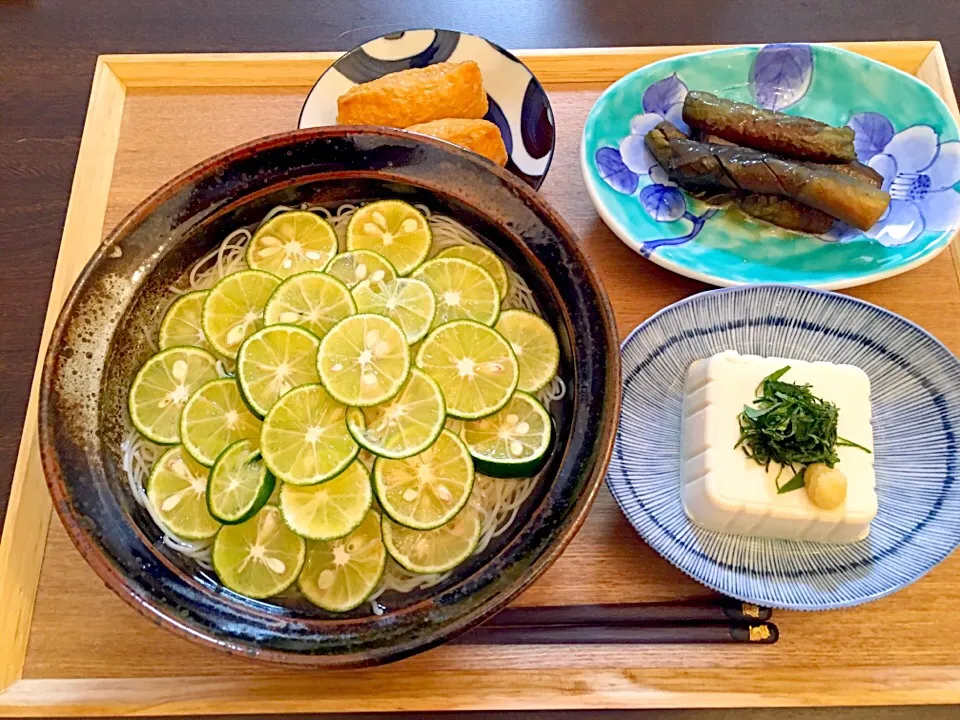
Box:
2, 42, 960, 716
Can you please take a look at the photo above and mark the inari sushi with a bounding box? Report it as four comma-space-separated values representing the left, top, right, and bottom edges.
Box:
337, 61, 488, 127
405, 118, 508, 166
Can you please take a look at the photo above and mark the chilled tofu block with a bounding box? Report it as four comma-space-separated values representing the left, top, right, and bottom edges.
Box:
680, 350, 877, 544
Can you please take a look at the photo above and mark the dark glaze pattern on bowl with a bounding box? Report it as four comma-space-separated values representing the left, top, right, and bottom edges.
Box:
39, 127, 620, 667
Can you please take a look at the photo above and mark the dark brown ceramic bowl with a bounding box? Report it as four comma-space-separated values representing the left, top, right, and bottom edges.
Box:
39, 127, 620, 667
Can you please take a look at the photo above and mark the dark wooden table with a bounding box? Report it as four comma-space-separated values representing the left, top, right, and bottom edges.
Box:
2, 1, 957, 716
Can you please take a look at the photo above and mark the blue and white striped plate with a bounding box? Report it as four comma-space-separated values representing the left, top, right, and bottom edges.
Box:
608, 284, 960, 610
299, 28, 555, 189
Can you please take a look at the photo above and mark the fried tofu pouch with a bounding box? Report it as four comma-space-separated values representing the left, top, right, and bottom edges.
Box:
337, 61, 489, 127
404, 118, 508, 166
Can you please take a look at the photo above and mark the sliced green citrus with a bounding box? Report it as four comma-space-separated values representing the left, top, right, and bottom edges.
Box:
147, 446, 221, 539
246, 210, 338, 278
212, 505, 306, 599
436, 244, 509, 299
279, 460, 373, 540
462, 391, 552, 478
345, 369, 445, 459
352, 277, 436, 344
415, 320, 518, 419
263, 271, 356, 340
373, 428, 474, 530
260, 384, 358, 485
345, 200, 432, 275
180, 378, 262, 466
201, 269, 281, 359
411, 257, 500, 329
316, 314, 410, 407
495, 309, 560, 393
207, 439, 275, 524
237, 325, 320, 416
325, 250, 397, 290
129, 346, 219, 444
445, 417, 464, 436
382, 507, 481, 574
297, 509, 386, 612
158, 290, 212, 352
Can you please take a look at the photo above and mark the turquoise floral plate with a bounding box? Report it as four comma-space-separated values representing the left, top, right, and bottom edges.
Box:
581, 45, 960, 289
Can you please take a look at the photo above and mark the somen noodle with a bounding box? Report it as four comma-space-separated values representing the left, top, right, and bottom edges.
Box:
122, 203, 566, 612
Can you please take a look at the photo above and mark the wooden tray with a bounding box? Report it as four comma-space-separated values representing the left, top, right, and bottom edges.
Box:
2, 43, 960, 716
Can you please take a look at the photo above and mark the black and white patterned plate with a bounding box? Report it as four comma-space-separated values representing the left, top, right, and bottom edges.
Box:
299, 29, 555, 188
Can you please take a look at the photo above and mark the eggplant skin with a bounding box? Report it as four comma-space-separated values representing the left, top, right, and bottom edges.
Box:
656, 122, 881, 234
695, 132, 880, 232
811, 159, 882, 188
672, 126, 823, 231
683, 91, 856, 163
686, 181, 836, 235
695, 129, 880, 187
735, 195, 835, 234
645, 122, 889, 231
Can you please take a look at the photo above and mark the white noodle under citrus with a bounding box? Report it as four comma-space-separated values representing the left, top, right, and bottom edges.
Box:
122, 201, 565, 612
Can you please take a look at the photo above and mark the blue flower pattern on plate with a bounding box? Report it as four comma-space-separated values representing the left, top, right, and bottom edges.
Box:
594, 146, 638, 195
750, 44, 813, 111
862, 123, 960, 246
849, 112, 895, 162
582, 44, 960, 288
596, 75, 720, 254
639, 184, 685, 222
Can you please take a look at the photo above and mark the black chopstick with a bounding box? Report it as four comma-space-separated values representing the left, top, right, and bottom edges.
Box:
457, 622, 778, 645
484, 598, 772, 627
453, 598, 777, 646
